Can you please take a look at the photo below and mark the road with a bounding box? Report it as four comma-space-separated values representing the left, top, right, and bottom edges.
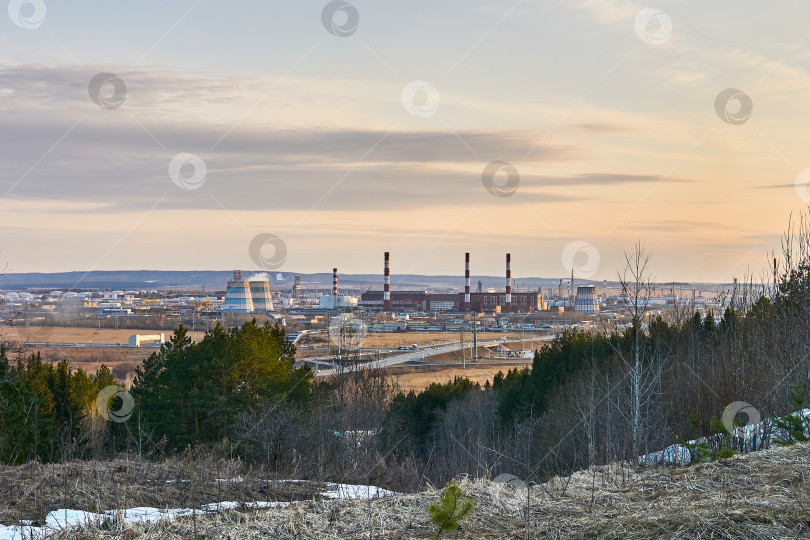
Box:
312, 335, 555, 377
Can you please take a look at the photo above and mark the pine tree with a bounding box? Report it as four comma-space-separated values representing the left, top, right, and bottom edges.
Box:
428, 480, 475, 539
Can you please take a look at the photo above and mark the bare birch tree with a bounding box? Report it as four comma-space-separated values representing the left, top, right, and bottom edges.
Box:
616, 242, 654, 458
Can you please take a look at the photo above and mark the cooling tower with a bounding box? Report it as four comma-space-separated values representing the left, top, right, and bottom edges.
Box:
249, 279, 273, 312
574, 285, 599, 314
224, 270, 254, 313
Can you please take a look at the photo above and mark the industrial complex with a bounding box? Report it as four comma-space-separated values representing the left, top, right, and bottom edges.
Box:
1, 250, 725, 352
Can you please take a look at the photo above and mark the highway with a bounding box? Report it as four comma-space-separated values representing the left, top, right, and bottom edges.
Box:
312, 335, 555, 377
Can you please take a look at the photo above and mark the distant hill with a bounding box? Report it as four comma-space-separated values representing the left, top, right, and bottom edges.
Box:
0, 270, 720, 293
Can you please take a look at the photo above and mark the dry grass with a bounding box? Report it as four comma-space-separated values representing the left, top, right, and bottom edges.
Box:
8, 442, 810, 539
0, 453, 323, 526
4, 327, 206, 346
391, 365, 529, 393
1, 327, 206, 380
301, 331, 516, 349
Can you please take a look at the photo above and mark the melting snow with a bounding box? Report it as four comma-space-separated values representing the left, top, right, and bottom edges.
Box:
0, 482, 398, 539
640, 408, 810, 465
320, 483, 398, 499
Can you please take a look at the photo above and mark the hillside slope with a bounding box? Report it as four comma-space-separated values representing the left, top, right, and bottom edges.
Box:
15, 441, 808, 539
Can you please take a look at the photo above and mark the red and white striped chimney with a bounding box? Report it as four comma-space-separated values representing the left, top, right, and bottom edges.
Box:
384, 252, 391, 312
332, 268, 338, 296
505, 253, 512, 313
464, 253, 471, 311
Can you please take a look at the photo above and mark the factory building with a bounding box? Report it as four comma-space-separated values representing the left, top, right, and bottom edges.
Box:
359, 290, 542, 313
359, 290, 429, 312
574, 285, 599, 314
470, 291, 544, 312
359, 252, 544, 313
223, 270, 273, 313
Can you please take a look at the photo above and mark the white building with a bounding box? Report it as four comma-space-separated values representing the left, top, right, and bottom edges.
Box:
319, 295, 358, 309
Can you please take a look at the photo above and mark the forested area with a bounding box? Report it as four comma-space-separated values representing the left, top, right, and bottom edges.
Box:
1, 221, 810, 491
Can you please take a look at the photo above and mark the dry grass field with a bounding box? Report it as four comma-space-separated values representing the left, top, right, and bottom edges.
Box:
301, 331, 524, 349
4, 441, 808, 538
2, 326, 206, 346
1, 327, 206, 380
2, 328, 542, 390
373, 337, 542, 392
387, 364, 528, 393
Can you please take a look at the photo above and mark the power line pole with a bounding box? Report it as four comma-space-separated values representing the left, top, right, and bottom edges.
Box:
472, 311, 477, 363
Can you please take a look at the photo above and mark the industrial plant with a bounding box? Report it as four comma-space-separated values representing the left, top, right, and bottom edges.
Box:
0, 250, 728, 350
223, 270, 274, 313
359, 252, 545, 313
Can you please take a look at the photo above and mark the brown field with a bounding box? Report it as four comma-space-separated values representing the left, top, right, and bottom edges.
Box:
1, 327, 206, 382
357, 337, 543, 393
2, 326, 206, 345
3, 327, 541, 391
387, 363, 531, 393
300, 331, 530, 349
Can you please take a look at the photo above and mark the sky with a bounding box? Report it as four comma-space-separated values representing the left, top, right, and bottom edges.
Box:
1, 0, 810, 283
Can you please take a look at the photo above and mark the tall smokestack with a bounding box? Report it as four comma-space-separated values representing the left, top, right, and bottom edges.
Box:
384, 252, 391, 312
464, 253, 471, 311
332, 268, 338, 297
505, 253, 512, 313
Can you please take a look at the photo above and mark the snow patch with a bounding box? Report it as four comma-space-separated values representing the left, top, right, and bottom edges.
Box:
640, 408, 810, 465
320, 483, 398, 499
0, 481, 398, 538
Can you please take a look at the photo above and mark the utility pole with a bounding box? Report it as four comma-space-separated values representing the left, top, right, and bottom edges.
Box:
460, 326, 465, 367
472, 311, 477, 363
